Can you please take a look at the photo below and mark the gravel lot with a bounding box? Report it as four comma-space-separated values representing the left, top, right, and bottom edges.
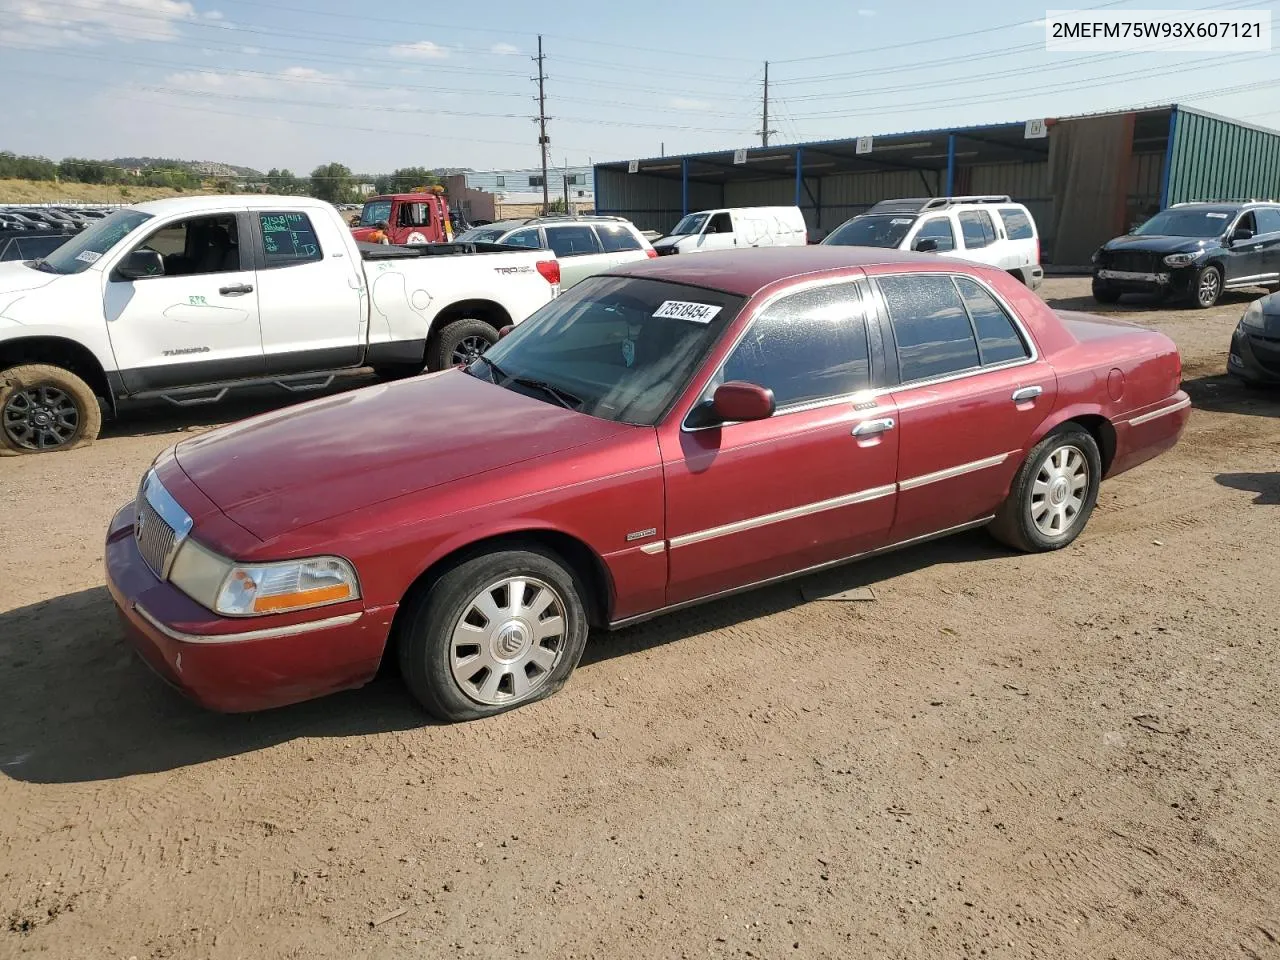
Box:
2, 277, 1278, 960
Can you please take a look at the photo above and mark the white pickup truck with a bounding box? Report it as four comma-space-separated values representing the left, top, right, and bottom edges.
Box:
0, 195, 561, 455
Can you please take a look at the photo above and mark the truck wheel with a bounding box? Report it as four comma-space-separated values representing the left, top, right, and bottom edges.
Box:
428, 318, 499, 371
397, 546, 591, 721
0, 363, 102, 456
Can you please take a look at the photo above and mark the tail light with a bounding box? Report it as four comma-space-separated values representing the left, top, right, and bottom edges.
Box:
645, 248, 658, 259
536, 259, 560, 285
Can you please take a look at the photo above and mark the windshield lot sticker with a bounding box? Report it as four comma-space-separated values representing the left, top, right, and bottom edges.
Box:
891, 218, 913, 224
74, 250, 102, 264
1206, 212, 1229, 219
654, 300, 722, 323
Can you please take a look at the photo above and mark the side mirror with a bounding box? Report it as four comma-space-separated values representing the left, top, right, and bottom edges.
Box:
913, 237, 939, 253
1230, 227, 1254, 244
498, 325, 514, 339
115, 249, 164, 280
689, 381, 775, 428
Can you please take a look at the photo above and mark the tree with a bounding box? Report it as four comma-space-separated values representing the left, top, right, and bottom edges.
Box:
373, 167, 440, 195
266, 167, 305, 195
310, 162, 354, 203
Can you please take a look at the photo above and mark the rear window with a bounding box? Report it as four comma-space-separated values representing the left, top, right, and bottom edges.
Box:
595, 224, 642, 252
998, 208, 1036, 240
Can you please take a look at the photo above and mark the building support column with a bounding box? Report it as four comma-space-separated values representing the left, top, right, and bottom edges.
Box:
945, 133, 956, 197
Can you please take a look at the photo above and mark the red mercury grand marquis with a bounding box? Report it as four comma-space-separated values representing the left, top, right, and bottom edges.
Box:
105, 248, 1190, 721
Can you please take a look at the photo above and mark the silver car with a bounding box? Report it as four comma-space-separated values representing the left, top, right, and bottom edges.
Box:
457, 216, 656, 288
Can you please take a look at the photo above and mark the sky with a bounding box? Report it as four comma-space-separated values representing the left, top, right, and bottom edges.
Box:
1, 0, 1278, 175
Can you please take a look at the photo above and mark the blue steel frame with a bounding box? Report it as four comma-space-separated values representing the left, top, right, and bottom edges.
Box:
1159, 105, 1179, 210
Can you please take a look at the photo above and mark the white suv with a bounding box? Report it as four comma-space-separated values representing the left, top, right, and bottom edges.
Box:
823, 195, 1044, 290
457, 215, 656, 289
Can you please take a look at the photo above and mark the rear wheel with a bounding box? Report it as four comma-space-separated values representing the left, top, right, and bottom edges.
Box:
397, 547, 590, 722
1192, 265, 1222, 308
427, 318, 500, 371
988, 426, 1102, 552
0, 363, 101, 456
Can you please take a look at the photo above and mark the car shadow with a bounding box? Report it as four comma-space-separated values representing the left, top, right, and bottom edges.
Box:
1, 532, 1007, 785
1041, 288, 1263, 314
1182, 371, 1280, 418
98, 371, 381, 441
1215, 472, 1280, 505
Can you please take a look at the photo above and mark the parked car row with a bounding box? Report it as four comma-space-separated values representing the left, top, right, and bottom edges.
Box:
1, 204, 113, 232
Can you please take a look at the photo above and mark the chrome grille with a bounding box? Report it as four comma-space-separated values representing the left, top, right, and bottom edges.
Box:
135, 495, 178, 578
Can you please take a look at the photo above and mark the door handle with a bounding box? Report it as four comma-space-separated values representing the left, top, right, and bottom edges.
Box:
219, 283, 254, 296
852, 417, 895, 437
1012, 385, 1043, 403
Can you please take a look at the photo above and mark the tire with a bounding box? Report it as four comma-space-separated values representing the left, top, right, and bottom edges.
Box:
1091, 282, 1121, 304
0, 363, 102, 456
397, 547, 591, 722
427, 318, 499, 372
1192, 264, 1222, 309
987, 426, 1102, 553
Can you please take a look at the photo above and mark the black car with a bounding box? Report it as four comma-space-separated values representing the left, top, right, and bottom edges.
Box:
1228, 293, 1280, 386
1091, 202, 1280, 309
0, 230, 75, 263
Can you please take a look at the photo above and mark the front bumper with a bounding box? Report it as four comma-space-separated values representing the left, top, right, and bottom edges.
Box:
1093, 266, 1197, 298
1228, 325, 1280, 385
104, 503, 396, 712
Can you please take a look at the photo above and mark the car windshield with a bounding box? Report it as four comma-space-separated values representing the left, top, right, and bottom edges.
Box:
35, 208, 153, 275
1132, 209, 1232, 238
669, 213, 708, 236
359, 200, 393, 226
824, 214, 916, 248
457, 227, 508, 243
470, 275, 744, 425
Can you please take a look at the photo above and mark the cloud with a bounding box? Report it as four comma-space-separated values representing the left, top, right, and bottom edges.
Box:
203, 9, 222, 18
669, 97, 712, 111
240, 45, 260, 54
857, 8, 875, 15
0, 0, 199, 47
490, 42, 520, 56
389, 40, 450, 60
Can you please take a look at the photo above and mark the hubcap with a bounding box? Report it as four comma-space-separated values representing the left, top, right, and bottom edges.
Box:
1199, 271, 1220, 304
450, 576, 566, 705
2, 384, 81, 451
1030, 444, 1089, 538
451, 335, 491, 366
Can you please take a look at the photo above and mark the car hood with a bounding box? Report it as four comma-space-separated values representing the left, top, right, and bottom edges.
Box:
1101, 234, 1218, 255
0, 260, 60, 302
174, 370, 631, 541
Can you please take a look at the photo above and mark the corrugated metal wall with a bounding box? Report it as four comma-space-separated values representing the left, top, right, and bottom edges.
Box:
1167, 108, 1280, 205
593, 168, 721, 232
1126, 151, 1165, 230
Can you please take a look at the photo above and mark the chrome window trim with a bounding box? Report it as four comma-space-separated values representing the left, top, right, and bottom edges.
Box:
134, 604, 362, 645
679, 274, 876, 433
608, 516, 995, 630
898, 452, 1015, 491
1127, 396, 1190, 426
669, 483, 897, 549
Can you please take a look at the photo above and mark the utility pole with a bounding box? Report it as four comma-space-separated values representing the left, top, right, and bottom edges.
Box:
563, 157, 571, 214
760, 60, 777, 147
534, 36, 550, 215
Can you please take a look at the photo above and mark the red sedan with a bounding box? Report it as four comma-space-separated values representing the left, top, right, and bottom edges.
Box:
105, 248, 1190, 721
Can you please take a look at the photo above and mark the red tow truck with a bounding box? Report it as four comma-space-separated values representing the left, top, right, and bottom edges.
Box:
351, 186, 455, 245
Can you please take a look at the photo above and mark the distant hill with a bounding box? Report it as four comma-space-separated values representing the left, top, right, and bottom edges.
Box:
109, 157, 262, 178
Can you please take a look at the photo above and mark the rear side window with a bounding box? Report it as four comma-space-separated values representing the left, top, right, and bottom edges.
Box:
998, 208, 1036, 240
1255, 208, 1280, 234
958, 211, 996, 249
545, 225, 602, 258
595, 224, 642, 252
259, 212, 322, 266
721, 282, 870, 407
502, 228, 542, 249
878, 274, 980, 382
955, 277, 1030, 365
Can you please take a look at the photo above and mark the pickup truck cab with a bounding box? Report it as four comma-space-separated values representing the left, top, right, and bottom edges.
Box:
351, 190, 454, 246
0, 195, 560, 455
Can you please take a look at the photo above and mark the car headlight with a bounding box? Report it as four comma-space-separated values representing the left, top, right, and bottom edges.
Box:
1163, 252, 1196, 268
169, 538, 361, 617
1241, 300, 1266, 332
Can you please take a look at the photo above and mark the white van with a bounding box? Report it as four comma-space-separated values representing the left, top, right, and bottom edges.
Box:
653, 206, 807, 255
823, 196, 1044, 290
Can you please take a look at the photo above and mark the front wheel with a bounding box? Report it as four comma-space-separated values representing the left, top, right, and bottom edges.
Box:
1091, 281, 1121, 304
397, 547, 591, 722
1192, 265, 1222, 309
427, 318, 500, 371
988, 426, 1102, 552
0, 363, 102, 456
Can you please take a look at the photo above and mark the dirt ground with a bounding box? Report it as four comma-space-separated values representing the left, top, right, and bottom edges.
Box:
2, 277, 1278, 960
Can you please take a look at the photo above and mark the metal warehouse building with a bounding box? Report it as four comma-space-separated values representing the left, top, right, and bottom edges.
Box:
594, 104, 1280, 266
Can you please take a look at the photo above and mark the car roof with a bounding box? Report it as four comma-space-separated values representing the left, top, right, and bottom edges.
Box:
1168, 201, 1279, 213
604, 246, 951, 297
130, 194, 338, 217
